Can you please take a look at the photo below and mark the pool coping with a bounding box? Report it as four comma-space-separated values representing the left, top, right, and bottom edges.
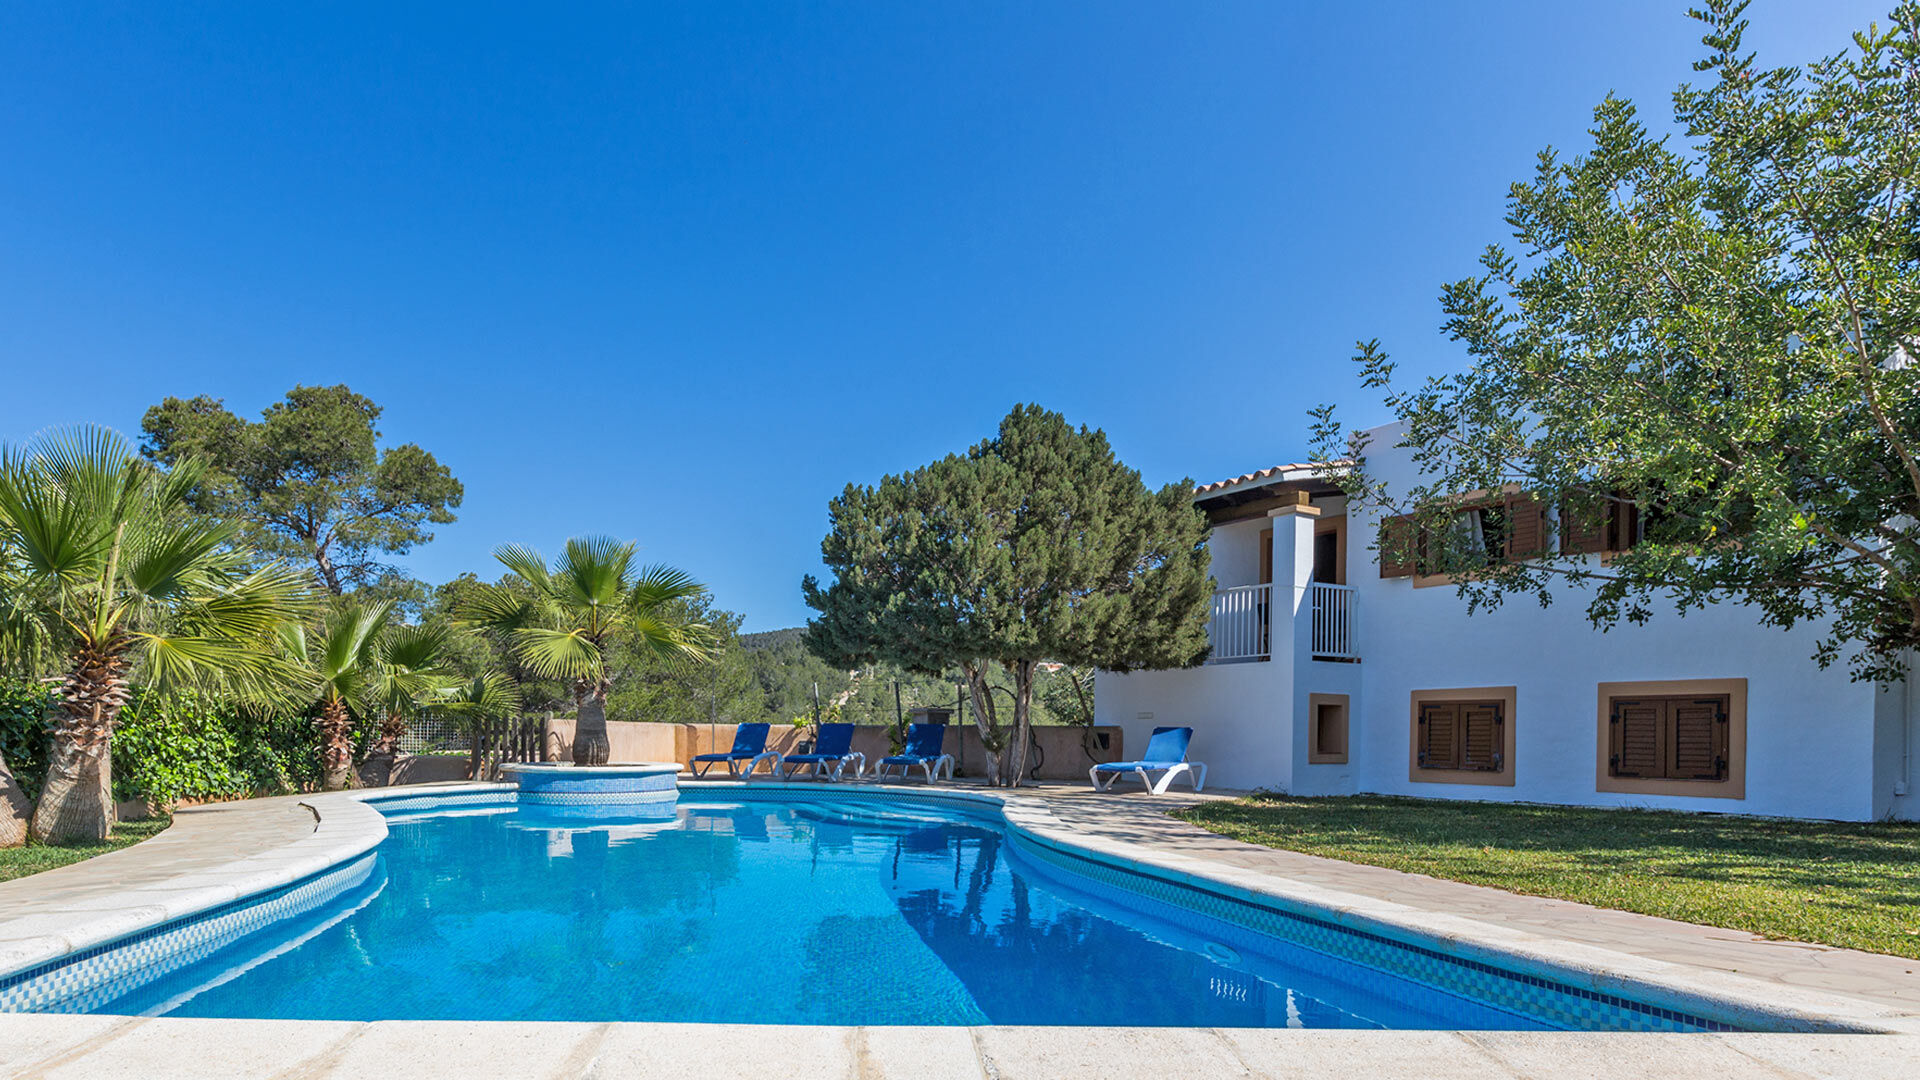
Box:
0, 779, 1917, 1078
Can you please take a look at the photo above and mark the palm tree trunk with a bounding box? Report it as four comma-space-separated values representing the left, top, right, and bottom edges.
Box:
574, 679, 611, 765
365, 709, 407, 786
31, 647, 131, 843
316, 698, 356, 791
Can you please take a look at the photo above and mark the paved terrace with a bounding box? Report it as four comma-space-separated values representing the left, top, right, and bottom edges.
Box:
0, 780, 1916, 1079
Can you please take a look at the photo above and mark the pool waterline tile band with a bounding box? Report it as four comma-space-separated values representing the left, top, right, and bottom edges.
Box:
0, 853, 381, 1015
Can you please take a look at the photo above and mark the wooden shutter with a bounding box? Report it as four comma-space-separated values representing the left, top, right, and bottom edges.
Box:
1564, 496, 1640, 555
1380, 515, 1417, 578
1503, 494, 1547, 561
1417, 703, 1460, 769
1670, 698, 1728, 780
1459, 702, 1503, 771
1609, 698, 1663, 778
1608, 694, 1729, 781
1259, 528, 1273, 585
1561, 498, 1610, 554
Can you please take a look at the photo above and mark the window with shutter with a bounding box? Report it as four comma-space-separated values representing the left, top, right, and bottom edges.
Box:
1596, 680, 1744, 799
1410, 687, 1516, 786
1417, 700, 1505, 772
1605, 694, 1729, 782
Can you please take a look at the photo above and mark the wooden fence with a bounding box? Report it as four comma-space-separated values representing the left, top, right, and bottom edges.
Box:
468, 714, 547, 777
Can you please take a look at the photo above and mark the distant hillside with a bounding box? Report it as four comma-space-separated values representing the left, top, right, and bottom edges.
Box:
739, 627, 806, 651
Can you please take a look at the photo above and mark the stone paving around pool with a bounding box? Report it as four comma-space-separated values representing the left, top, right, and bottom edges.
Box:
0, 778, 1916, 1078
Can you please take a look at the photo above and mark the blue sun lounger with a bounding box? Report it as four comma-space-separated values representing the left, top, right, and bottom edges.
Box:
874, 722, 955, 783
1089, 726, 1206, 795
779, 722, 865, 781
690, 722, 780, 778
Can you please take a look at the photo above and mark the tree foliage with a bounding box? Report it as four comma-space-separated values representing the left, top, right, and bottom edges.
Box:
141, 384, 462, 598
804, 404, 1210, 785
1312, 1, 1920, 681
608, 597, 761, 725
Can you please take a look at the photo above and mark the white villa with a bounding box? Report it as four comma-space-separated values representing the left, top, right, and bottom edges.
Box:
1096, 421, 1920, 822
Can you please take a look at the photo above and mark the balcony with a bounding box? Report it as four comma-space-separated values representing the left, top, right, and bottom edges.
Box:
1205, 582, 1356, 662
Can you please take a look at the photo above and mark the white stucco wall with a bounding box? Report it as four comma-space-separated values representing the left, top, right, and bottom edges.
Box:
1097, 425, 1916, 820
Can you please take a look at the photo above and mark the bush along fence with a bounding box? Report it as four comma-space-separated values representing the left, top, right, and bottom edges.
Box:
0, 677, 334, 809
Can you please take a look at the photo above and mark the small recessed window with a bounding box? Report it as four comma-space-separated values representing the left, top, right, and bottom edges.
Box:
1308, 693, 1348, 764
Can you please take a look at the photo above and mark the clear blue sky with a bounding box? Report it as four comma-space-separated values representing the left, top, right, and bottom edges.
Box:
0, 1, 1886, 631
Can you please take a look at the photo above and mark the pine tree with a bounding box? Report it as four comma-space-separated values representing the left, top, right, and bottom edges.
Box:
804, 405, 1211, 785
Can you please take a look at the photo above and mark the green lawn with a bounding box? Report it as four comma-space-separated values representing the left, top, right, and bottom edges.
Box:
1174, 795, 1920, 960
0, 816, 172, 884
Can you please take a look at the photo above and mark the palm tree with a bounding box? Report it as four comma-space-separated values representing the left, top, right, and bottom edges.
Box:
364, 620, 459, 784
463, 537, 710, 764
437, 671, 522, 779
0, 428, 310, 841
281, 601, 392, 790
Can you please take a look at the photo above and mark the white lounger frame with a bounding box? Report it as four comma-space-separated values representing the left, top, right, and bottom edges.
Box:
1089, 761, 1207, 795
777, 752, 866, 781
874, 754, 955, 784
694, 751, 783, 779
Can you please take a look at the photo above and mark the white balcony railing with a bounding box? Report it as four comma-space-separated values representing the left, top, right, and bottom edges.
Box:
1206, 581, 1358, 662
1207, 583, 1271, 662
1310, 582, 1356, 660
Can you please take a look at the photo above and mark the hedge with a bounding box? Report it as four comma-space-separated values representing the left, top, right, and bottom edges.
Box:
0, 678, 332, 806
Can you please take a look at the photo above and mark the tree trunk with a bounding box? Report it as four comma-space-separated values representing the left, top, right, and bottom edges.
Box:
312, 541, 346, 596
31, 646, 130, 843
1003, 659, 1037, 787
316, 697, 357, 791
962, 663, 1005, 786
364, 709, 407, 786
574, 680, 611, 765
0, 753, 32, 849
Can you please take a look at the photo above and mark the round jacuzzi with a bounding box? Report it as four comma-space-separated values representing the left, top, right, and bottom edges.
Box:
500, 762, 680, 816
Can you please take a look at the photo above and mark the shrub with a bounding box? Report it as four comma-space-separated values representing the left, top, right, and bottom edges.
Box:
0, 679, 53, 802
112, 691, 327, 804
0, 678, 329, 807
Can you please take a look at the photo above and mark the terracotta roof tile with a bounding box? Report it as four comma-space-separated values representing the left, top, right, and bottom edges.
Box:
1194, 460, 1351, 496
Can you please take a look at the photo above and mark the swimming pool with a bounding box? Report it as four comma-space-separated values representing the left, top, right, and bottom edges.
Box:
0, 791, 1765, 1030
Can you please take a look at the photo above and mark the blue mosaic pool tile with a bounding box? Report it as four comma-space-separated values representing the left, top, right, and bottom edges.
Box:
0, 854, 379, 1015
517, 788, 678, 805
365, 790, 515, 816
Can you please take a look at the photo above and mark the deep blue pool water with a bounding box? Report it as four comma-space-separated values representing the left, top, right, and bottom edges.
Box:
84, 798, 1588, 1027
